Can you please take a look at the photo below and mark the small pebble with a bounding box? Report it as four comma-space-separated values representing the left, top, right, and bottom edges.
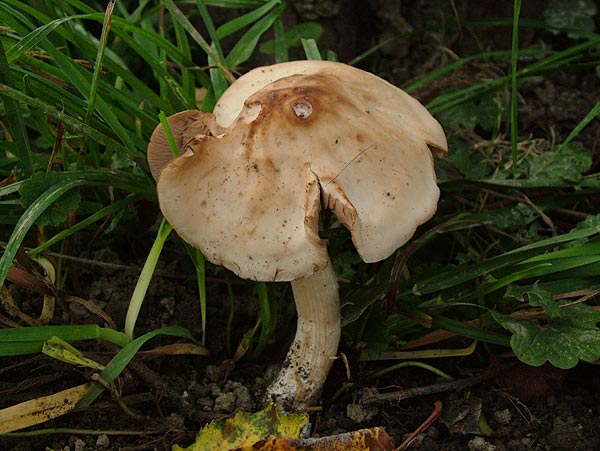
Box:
493, 408, 512, 425
426, 425, 439, 439
73, 438, 86, 451
214, 391, 236, 412
205, 365, 227, 382
225, 381, 253, 411
166, 413, 185, 429
468, 436, 496, 451
346, 403, 378, 423
95, 434, 110, 448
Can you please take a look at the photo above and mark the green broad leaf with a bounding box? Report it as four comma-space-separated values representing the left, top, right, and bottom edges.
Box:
448, 141, 474, 178
19, 172, 81, 227
0, 176, 88, 289
526, 144, 591, 183
487, 144, 591, 188
360, 309, 397, 360
173, 404, 308, 451
260, 22, 324, 54
576, 213, 600, 230
493, 304, 600, 369
461, 203, 538, 231
436, 94, 500, 132
341, 285, 387, 328
543, 0, 598, 36
447, 138, 490, 179
504, 283, 563, 319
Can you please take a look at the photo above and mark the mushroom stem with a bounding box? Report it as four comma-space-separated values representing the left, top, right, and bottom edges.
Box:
266, 257, 341, 411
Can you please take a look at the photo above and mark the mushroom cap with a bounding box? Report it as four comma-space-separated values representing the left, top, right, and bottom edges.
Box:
213, 61, 447, 154
147, 110, 223, 180
151, 61, 447, 282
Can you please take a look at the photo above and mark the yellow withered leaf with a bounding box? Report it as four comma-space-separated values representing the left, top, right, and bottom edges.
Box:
251, 427, 395, 451
173, 405, 395, 451
42, 336, 105, 370
173, 404, 308, 451
0, 383, 92, 434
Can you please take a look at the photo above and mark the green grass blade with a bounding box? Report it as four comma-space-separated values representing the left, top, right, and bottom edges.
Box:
561, 100, 600, 147
110, 30, 191, 110
2, 1, 192, 140
195, 0, 227, 61
162, 0, 233, 83
519, 238, 600, 263
273, 19, 288, 63
186, 246, 207, 345
510, 0, 522, 172
173, 18, 196, 107
28, 195, 144, 257
426, 37, 600, 115
124, 219, 173, 339
203, 0, 270, 7
0, 181, 23, 197
79, 325, 195, 406
62, 170, 152, 195
158, 111, 180, 157
0, 39, 34, 176
5, 13, 89, 63
42, 50, 139, 155
0, 325, 130, 356
0, 169, 149, 292
348, 35, 407, 67
225, 3, 284, 67
432, 315, 510, 347
253, 281, 273, 357
13, 57, 158, 132
301, 38, 322, 60
413, 225, 600, 295
83, 0, 115, 127
464, 263, 554, 302
216, 0, 279, 38
52, 7, 204, 73
0, 83, 131, 156
405, 49, 550, 93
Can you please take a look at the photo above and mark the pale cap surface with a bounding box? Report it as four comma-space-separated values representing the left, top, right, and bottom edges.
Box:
150, 61, 447, 281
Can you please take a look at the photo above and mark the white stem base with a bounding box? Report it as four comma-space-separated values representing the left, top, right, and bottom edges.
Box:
265, 258, 341, 411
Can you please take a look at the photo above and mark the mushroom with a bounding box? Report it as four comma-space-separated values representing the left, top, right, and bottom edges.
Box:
147, 60, 447, 411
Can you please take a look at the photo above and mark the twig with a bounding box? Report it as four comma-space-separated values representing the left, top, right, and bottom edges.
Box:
396, 400, 443, 450
362, 364, 513, 406
89, 373, 145, 421
64, 295, 117, 330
